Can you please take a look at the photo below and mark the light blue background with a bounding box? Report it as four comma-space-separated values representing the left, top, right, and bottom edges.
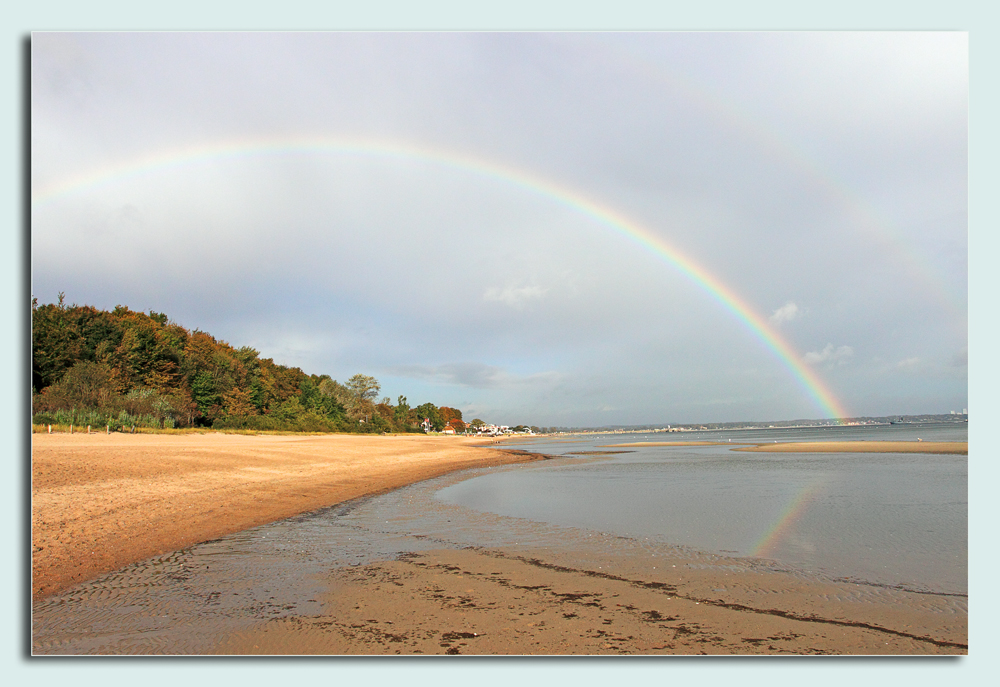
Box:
8, 1, 996, 686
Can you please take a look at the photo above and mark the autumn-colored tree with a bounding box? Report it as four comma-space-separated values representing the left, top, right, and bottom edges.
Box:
31, 296, 493, 434
222, 386, 258, 417
375, 402, 394, 422
33, 360, 116, 413
439, 406, 465, 431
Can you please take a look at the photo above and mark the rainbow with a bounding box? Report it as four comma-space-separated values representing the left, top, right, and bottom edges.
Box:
752, 481, 825, 558
584, 36, 967, 318
31, 136, 850, 420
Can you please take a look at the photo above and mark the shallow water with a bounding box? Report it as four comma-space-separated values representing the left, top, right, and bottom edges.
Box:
32, 422, 967, 654
34, 465, 721, 654
450, 422, 967, 593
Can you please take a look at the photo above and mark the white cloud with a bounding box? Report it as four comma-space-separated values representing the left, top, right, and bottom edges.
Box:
483, 284, 547, 309
804, 344, 854, 366
896, 356, 921, 369
769, 301, 800, 325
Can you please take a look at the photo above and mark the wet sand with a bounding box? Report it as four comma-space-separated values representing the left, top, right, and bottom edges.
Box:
734, 441, 967, 454
211, 545, 966, 655
31, 432, 542, 600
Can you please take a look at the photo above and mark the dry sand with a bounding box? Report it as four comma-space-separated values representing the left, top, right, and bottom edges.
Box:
31, 432, 543, 600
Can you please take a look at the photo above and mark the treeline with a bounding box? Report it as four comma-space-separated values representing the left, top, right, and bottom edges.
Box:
31, 295, 468, 434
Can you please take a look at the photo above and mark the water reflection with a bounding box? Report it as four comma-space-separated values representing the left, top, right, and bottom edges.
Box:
445, 423, 967, 593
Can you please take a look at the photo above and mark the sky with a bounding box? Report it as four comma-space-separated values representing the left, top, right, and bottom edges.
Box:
30, 31, 968, 427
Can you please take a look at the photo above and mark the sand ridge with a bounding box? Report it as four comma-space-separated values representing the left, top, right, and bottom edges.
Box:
211, 546, 966, 655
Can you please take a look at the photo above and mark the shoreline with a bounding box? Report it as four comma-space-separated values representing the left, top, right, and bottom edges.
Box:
31, 432, 547, 600
32, 434, 967, 654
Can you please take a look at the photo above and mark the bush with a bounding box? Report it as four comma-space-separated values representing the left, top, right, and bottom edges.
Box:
32, 406, 169, 431
33, 361, 117, 414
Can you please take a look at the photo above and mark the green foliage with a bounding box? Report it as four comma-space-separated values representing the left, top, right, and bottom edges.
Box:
394, 395, 411, 426
343, 373, 380, 421
30, 296, 480, 434
31, 297, 85, 390
346, 374, 380, 403
34, 360, 115, 410
414, 402, 445, 431
190, 371, 220, 418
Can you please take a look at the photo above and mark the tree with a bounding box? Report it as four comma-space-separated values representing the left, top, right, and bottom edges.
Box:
31, 296, 84, 390
439, 406, 465, 432
414, 402, 445, 431
33, 360, 116, 412
394, 395, 411, 426
190, 371, 220, 417
222, 386, 258, 417
31, 297, 478, 435
345, 374, 380, 422
272, 396, 305, 422
346, 374, 380, 403
375, 401, 395, 422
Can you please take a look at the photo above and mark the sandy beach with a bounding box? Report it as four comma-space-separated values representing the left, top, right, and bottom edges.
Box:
32, 433, 967, 655
211, 545, 966, 655
31, 432, 542, 600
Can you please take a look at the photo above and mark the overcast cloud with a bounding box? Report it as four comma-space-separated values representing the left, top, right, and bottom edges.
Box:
30, 32, 968, 425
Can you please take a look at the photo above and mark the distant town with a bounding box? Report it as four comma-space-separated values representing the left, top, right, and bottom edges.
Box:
504, 412, 968, 437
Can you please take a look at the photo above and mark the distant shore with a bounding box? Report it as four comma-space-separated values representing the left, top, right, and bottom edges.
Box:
31, 433, 545, 600
595, 440, 966, 454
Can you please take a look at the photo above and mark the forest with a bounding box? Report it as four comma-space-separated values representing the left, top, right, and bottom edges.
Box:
31, 294, 474, 434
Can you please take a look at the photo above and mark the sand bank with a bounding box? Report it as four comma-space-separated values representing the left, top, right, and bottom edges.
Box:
734, 441, 967, 455
211, 545, 966, 655
31, 432, 543, 600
